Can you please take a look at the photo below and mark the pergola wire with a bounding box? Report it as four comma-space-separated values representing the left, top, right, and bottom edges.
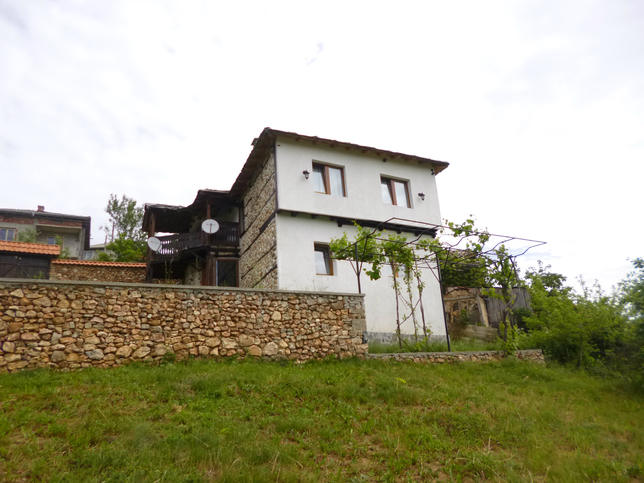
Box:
331, 216, 546, 276
329, 217, 546, 350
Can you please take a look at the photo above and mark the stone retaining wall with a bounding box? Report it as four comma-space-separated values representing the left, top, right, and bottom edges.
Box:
0, 279, 367, 372
50, 260, 146, 283
368, 349, 545, 363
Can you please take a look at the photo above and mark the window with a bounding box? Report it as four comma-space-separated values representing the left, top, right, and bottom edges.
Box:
314, 243, 333, 275
0, 228, 16, 241
381, 177, 411, 208
46, 236, 57, 245
312, 162, 346, 197
216, 259, 238, 287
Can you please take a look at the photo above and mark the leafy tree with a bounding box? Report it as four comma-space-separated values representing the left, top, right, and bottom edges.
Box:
17, 228, 38, 243
618, 258, 644, 383
328, 224, 382, 291
523, 265, 629, 369
102, 194, 145, 243
99, 238, 146, 263
330, 226, 430, 346
525, 261, 570, 296
100, 194, 146, 262
620, 258, 644, 321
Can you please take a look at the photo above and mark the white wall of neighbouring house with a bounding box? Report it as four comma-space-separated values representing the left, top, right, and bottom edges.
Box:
274, 137, 442, 227
274, 214, 446, 340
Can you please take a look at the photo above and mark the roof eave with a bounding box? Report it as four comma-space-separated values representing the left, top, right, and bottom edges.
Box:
229, 127, 450, 196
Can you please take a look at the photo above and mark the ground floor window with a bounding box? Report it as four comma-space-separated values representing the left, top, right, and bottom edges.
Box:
314, 243, 333, 275
201, 257, 238, 286
216, 259, 238, 287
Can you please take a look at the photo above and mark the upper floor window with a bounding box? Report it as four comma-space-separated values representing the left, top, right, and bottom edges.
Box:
46, 236, 57, 245
381, 176, 411, 208
312, 162, 346, 197
314, 243, 333, 275
0, 227, 16, 241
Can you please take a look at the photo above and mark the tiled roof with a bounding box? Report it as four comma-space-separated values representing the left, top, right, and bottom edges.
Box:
0, 241, 61, 256
51, 259, 146, 268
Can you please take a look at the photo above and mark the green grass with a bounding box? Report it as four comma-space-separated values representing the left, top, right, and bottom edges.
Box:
0, 359, 642, 482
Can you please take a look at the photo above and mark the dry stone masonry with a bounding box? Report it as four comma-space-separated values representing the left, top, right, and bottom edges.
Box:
50, 260, 146, 284
368, 349, 545, 364
239, 152, 278, 289
0, 279, 367, 372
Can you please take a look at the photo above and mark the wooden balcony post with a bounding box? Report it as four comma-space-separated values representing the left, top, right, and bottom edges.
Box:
148, 213, 156, 238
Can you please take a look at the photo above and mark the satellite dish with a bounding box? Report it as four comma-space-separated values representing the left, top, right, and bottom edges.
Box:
201, 219, 220, 234
147, 236, 162, 252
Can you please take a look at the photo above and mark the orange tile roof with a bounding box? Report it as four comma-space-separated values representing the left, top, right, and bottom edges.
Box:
0, 240, 61, 256
51, 259, 146, 268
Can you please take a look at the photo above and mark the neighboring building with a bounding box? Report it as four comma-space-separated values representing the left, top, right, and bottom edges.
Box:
143, 128, 449, 341
0, 240, 61, 279
0, 206, 91, 260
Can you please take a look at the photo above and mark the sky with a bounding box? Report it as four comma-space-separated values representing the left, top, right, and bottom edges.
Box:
1, 0, 642, 292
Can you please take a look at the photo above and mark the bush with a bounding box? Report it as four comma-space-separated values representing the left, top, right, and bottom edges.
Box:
523, 264, 635, 374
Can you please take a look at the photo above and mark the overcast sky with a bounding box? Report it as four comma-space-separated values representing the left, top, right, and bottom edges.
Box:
1, 0, 642, 291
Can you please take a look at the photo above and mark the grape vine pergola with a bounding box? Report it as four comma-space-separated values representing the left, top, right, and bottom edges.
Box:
329, 217, 546, 350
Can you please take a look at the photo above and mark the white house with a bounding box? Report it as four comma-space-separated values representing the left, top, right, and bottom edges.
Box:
143, 128, 450, 342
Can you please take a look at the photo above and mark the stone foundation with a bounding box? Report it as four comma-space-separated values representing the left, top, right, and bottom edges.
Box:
365, 331, 447, 345
50, 260, 146, 283
0, 279, 367, 372
368, 349, 545, 363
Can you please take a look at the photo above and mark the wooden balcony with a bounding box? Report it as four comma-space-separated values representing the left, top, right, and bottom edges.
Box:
150, 222, 239, 260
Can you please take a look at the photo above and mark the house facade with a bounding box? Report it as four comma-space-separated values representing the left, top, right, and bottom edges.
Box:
0, 207, 91, 260
143, 128, 449, 341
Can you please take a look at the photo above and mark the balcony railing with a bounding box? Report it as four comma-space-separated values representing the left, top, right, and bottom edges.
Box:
150, 222, 239, 260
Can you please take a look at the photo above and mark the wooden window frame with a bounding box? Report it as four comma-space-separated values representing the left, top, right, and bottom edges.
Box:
381, 176, 411, 208
0, 227, 16, 241
312, 162, 347, 197
314, 243, 334, 276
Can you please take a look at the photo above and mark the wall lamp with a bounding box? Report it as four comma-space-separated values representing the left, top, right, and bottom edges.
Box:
302, 169, 310, 180
418, 192, 426, 201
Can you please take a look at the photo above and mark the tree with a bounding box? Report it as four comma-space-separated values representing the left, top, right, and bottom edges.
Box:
524, 264, 629, 369
330, 226, 430, 347
17, 228, 37, 243
618, 258, 644, 382
103, 194, 145, 243
620, 258, 644, 322
100, 194, 146, 262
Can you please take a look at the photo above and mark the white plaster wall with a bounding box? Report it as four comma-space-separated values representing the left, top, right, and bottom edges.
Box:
36, 230, 82, 258
275, 214, 446, 337
274, 138, 442, 227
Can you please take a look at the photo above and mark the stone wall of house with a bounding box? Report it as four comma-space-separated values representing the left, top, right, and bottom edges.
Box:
0, 280, 367, 372
368, 349, 544, 364
239, 152, 278, 289
50, 261, 146, 284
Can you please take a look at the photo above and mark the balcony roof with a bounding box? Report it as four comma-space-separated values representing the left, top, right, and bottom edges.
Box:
143, 189, 238, 233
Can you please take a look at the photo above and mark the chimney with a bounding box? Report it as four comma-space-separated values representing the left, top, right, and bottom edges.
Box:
37, 205, 45, 212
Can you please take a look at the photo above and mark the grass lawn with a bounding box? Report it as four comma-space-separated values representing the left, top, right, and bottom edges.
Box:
0, 359, 642, 482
